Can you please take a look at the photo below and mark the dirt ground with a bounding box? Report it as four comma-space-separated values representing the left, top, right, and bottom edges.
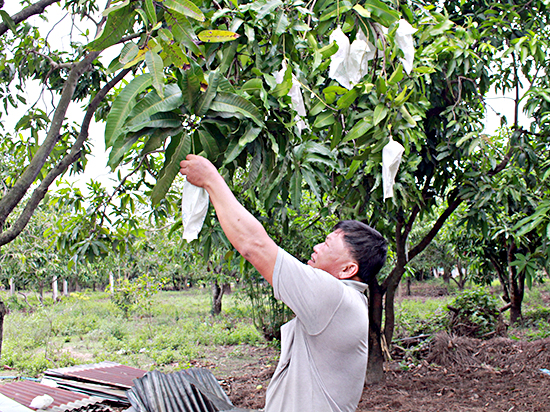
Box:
217, 335, 550, 411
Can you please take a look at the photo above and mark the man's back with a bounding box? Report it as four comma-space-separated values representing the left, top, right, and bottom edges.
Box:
266, 249, 369, 412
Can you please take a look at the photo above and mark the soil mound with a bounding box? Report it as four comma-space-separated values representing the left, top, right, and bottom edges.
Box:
426, 332, 550, 373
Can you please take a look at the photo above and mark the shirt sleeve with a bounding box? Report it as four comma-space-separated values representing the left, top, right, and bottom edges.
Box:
272, 247, 345, 335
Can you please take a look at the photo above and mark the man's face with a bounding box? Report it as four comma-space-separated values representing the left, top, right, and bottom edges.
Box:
307, 230, 358, 279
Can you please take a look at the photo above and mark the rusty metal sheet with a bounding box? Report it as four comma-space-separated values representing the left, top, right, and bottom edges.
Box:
0, 380, 97, 409
46, 362, 147, 389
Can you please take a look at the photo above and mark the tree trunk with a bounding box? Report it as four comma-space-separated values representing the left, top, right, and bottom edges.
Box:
0, 300, 7, 358
507, 243, 524, 325
406, 276, 411, 296
211, 280, 224, 315
366, 283, 385, 384
383, 284, 397, 346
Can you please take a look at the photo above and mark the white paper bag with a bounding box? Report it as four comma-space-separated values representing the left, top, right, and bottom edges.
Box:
382, 138, 405, 199
181, 178, 209, 241
395, 20, 417, 74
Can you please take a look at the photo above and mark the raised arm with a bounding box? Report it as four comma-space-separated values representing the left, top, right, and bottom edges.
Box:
179, 155, 278, 285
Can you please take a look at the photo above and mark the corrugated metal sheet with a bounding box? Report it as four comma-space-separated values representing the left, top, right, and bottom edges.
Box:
46, 362, 146, 389
126, 368, 259, 412
0, 393, 34, 412
0, 380, 110, 411
44, 362, 147, 405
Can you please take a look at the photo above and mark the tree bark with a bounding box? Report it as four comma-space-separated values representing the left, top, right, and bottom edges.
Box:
211, 280, 224, 315
0, 0, 60, 37
0, 66, 130, 246
366, 282, 385, 384
0, 300, 7, 358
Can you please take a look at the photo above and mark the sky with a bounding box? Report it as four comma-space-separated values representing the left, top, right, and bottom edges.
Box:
3, 1, 125, 193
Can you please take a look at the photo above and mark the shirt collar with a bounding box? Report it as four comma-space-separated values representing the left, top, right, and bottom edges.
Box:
341, 279, 368, 293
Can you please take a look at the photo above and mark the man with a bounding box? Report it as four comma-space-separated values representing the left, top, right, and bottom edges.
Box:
179, 155, 387, 412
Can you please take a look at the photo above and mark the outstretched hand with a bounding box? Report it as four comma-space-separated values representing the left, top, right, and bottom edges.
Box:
179, 154, 219, 189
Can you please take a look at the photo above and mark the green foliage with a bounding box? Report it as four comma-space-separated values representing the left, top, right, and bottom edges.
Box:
111, 274, 167, 317
395, 297, 450, 338
447, 287, 501, 338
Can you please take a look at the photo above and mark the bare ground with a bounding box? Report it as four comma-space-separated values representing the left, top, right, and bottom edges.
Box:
215, 336, 550, 411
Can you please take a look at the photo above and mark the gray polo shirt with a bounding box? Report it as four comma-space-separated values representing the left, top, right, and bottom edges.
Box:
265, 248, 369, 412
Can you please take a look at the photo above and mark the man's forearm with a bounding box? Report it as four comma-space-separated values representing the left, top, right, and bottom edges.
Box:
180, 155, 277, 284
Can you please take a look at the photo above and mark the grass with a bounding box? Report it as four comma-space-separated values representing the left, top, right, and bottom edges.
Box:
394, 278, 550, 341
0, 288, 265, 377
2, 278, 548, 377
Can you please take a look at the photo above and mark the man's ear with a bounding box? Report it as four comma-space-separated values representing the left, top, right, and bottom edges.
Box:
340, 261, 359, 280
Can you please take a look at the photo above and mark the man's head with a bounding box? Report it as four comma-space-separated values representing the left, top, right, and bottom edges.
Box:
307, 220, 387, 283
333, 220, 387, 284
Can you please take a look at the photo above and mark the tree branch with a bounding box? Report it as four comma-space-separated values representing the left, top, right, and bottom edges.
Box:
0, 0, 61, 37
407, 196, 463, 262
0, 67, 131, 246
0, 52, 101, 233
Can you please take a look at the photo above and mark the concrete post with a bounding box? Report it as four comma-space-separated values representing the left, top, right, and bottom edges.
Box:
52, 276, 58, 301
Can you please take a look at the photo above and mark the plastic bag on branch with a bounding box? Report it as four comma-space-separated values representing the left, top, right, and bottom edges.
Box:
395, 19, 417, 74
328, 27, 375, 90
274, 61, 307, 134
181, 178, 209, 241
382, 137, 405, 199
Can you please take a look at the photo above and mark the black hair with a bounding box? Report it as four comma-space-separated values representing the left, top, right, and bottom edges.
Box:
333, 220, 387, 284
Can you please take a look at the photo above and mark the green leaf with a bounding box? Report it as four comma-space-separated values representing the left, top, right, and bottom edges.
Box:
144, 0, 157, 25
102, 0, 130, 16
119, 42, 139, 65
242, 78, 263, 95
108, 128, 150, 168
127, 112, 181, 133
163, 0, 205, 22
361, 0, 400, 27
196, 71, 221, 116
197, 30, 240, 42
152, 132, 191, 204
125, 83, 184, 131
161, 41, 190, 69
373, 104, 388, 126
319, 41, 339, 59
337, 88, 359, 110
345, 159, 362, 179
88, 6, 136, 51
399, 105, 416, 126
141, 127, 183, 156
223, 126, 262, 164
145, 50, 165, 99
249, 0, 284, 21
166, 12, 203, 58
352, 4, 371, 18
274, 11, 290, 36
210, 92, 264, 127
197, 128, 220, 159
0, 11, 17, 34
302, 168, 320, 199
105, 74, 153, 148
388, 65, 404, 85
343, 118, 372, 143
178, 62, 204, 111
313, 111, 336, 128
319, 2, 353, 22
290, 169, 302, 209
